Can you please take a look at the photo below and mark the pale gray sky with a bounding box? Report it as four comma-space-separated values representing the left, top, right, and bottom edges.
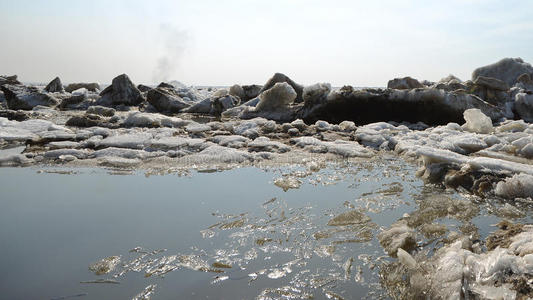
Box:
1, 0, 532, 86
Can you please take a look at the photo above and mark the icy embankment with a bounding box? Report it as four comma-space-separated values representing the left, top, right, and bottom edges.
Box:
378, 220, 533, 299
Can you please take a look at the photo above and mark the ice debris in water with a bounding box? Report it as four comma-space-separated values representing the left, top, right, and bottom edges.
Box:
327, 210, 371, 226
131, 284, 157, 300
381, 222, 533, 299
495, 173, 533, 199
462, 108, 493, 134
274, 176, 302, 191
89, 256, 121, 275
378, 220, 416, 257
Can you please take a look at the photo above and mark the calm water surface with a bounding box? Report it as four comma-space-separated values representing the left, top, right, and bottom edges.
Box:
0, 159, 524, 300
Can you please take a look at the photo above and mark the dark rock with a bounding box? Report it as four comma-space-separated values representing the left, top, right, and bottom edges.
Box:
183, 98, 212, 114
260, 73, 303, 102
0, 84, 59, 110
468, 76, 511, 106
98, 74, 144, 106
242, 85, 263, 102
229, 84, 245, 100
472, 57, 533, 87
137, 84, 153, 92
432, 77, 466, 91
0, 75, 21, 85
0, 110, 29, 121
59, 94, 88, 110
302, 83, 331, 106
157, 82, 175, 89
299, 88, 503, 126
65, 114, 117, 128
387, 77, 424, 90
44, 77, 64, 93
86, 105, 115, 117
211, 95, 239, 116
64, 82, 100, 93
65, 114, 101, 127
146, 86, 191, 113
514, 93, 533, 122
516, 73, 533, 92
473, 76, 509, 91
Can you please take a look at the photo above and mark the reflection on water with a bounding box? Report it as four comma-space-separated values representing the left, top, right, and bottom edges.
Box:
0, 157, 530, 299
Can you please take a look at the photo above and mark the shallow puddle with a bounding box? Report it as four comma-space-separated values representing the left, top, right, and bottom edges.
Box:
0, 157, 531, 299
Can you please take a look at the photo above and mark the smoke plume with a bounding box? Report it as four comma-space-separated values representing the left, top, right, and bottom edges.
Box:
153, 23, 189, 83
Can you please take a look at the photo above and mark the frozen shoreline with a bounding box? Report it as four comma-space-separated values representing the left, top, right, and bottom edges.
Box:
2, 57, 533, 299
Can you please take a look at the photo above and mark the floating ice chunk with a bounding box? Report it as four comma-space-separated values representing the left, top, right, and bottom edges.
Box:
325, 140, 374, 157
0, 154, 32, 166
12, 119, 60, 133
185, 123, 211, 134
80, 135, 103, 148
85, 127, 111, 137
147, 136, 209, 152
182, 145, 255, 164
124, 112, 191, 128
248, 137, 290, 153
98, 133, 152, 149
496, 120, 528, 133
160, 116, 191, 128
495, 173, 533, 199
233, 118, 268, 135
43, 149, 89, 159
210, 135, 250, 148
46, 141, 80, 149
291, 137, 373, 157
91, 147, 150, 159
462, 108, 493, 134
291, 136, 324, 148
124, 112, 162, 127
39, 130, 76, 141
98, 157, 141, 168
